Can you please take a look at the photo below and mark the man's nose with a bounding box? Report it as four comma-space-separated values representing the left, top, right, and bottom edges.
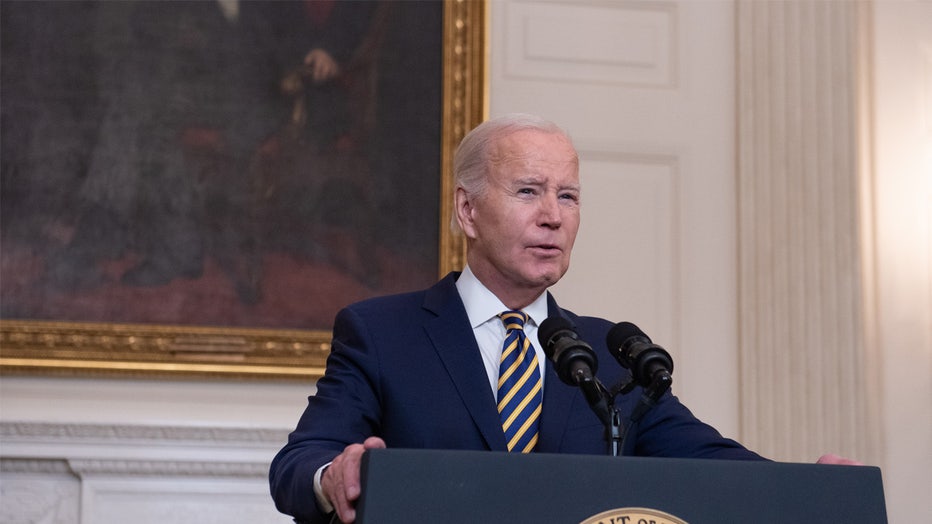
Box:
538, 194, 562, 228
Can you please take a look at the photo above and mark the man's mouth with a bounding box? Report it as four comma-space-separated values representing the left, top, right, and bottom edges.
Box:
529, 243, 561, 254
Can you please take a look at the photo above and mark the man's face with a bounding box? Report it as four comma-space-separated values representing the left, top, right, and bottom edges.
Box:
457, 129, 581, 303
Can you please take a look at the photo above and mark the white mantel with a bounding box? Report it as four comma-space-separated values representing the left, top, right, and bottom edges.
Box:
0, 376, 308, 524
1, 421, 293, 524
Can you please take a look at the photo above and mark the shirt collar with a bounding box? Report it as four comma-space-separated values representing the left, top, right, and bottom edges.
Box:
456, 265, 549, 329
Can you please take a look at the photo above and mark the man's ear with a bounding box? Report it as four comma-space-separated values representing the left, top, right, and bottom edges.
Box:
454, 187, 478, 239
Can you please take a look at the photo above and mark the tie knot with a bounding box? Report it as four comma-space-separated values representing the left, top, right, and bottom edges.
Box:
499, 310, 528, 331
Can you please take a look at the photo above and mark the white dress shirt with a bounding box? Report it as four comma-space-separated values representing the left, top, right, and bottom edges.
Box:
454, 265, 549, 398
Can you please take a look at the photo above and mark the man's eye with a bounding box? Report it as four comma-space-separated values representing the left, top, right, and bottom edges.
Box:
517, 188, 535, 195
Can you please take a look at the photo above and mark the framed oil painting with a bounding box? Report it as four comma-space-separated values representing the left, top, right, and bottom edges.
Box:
0, 0, 485, 379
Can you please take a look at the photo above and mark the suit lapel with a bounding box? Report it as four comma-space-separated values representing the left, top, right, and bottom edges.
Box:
419, 277, 585, 453
422, 274, 508, 451
537, 294, 583, 453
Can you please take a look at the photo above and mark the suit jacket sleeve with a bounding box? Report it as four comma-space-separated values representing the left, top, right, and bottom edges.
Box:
571, 313, 766, 461
269, 305, 383, 524
269, 274, 495, 523
623, 391, 765, 460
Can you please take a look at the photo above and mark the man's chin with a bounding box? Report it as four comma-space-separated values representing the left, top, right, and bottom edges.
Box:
527, 266, 567, 288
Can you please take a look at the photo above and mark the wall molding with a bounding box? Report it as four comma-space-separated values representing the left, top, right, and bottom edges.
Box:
1, 421, 286, 444
501, 0, 679, 87
0, 421, 291, 523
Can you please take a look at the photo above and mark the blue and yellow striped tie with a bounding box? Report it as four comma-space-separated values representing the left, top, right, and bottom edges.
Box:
497, 310, 543, 453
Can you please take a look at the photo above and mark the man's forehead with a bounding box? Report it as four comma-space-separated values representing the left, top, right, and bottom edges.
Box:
492, 129, 576, 156
509, 173, 580, 188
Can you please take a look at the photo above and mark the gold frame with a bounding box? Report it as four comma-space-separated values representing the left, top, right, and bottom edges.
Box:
0, 0, 487, 381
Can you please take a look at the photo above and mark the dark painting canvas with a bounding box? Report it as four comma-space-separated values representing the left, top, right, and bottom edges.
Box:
1, 0, 443, 331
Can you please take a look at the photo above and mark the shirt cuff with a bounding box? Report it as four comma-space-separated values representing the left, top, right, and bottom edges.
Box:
313, 462, 335, 514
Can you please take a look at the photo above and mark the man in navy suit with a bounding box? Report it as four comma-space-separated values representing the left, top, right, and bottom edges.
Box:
269, 114, 856, 524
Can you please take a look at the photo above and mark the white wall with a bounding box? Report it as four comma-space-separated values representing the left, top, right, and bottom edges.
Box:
870, 0, 932, 521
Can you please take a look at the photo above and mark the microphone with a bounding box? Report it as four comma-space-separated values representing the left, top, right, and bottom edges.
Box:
539, 316, 625, 456
537, 316, 598, 387
538, 316, 612, 426
605, 322, 673, 398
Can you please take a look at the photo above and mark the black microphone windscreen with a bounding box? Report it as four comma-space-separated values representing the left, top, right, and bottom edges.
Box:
606, 321, 651, 351
537, 316, 574, 354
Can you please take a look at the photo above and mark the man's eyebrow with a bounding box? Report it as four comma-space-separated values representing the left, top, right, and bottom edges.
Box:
510, 177, 580, 192
512, 176, 546, 186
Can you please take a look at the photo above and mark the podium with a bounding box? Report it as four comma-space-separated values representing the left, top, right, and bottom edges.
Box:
356, 449, 886, 523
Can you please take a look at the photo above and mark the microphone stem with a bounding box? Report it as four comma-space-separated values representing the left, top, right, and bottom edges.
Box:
609, 407, 622, 457
574, 371, 624, 456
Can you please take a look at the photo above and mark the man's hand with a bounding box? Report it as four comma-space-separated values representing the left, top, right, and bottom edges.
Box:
817, 453, 864, 465
321, 436, 387, 523
303, 48, 341, 84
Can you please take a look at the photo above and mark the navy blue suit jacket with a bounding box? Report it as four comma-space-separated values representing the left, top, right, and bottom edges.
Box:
269, 273, 764, 522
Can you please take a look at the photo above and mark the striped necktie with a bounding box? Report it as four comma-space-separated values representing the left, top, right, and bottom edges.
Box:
497, 310, 543, 453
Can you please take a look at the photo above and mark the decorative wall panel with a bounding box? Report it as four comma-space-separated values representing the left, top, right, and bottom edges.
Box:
502, 1, 677, 87
556, 148, 680, 348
